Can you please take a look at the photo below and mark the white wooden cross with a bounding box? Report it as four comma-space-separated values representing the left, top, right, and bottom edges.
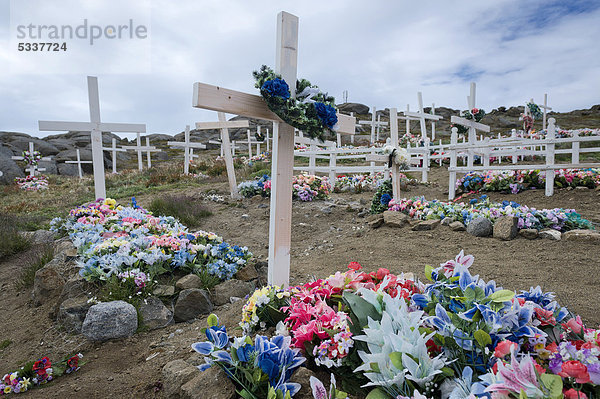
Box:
399, 104, 421, 137
430, 103, 437, 141
65, 148, 93, 178
102, 138, 126, 174
167, 125, 207, 175
246, 127, 267, 157
192, 12, 355, 286
122, 133, 161, 171
450, 82, 490, 167
39, 76, 146, 199
403, 92, 443, 142
540, 93, 552, 130
359, 107, 388, 143
196, 114, 249, 198
12, 142, 52, 176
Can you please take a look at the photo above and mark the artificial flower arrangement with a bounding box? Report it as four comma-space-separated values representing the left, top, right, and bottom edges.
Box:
451, 108, 486, 135
456, 169, 600, 195
253, 65, 338, 142
381, 145, 411, 169
1, 354, 82, 395
21, 150, 42, 166
14, 175, 49, 191
334, 172, 386, 193
238, 174, 331, 202
386, 195, 592, 232
50, 198, 252, 283
209, 251, 600, 398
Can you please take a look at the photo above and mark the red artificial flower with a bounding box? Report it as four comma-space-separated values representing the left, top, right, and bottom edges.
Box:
564, 388, 588, 399
471, 108, 479, 115
67, 355, 79, 368
347, 262, 362, 271
559, 360, 591, 384
546, 341, 558, 353
534, 363, 546, 375
375, 268, 390, 280
494, 340, 518, 358
534, 307, 557, 326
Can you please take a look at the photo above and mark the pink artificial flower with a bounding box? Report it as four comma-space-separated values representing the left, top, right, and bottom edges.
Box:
494, 340, 518, 358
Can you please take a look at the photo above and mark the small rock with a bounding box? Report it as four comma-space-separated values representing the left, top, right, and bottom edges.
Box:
175, 274, 202, 290
450, 221, 466, 231
211, 280, 255, 307
139, 296, 173, 330
291, 367, 318, 399
562, 229, 600, 242
366, 213, 384, 228
539, 229, 562, 241
174, 289, 213, 322
181, 367, 236, 399
383, 211, 408, 228
441, 217, 452, 226
241, 214, 249, 219
81, 300, 138, 341
257, 203, 268, 209
162, 359, 199, 398
412, 219, 440, 231
519, 229, 539, 240
320, 205, 334, 214
57, 296, 92, 333
493, 216, 519, 241
153, 285, 175, 297
467, 217, 493, 237
357, 210, 368, 218
32, 263, 65, 306
575, 186, 589, 190
235, 263, 258, 281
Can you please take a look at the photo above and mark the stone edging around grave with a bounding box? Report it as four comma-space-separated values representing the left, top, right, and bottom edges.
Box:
366, 211, 600, 242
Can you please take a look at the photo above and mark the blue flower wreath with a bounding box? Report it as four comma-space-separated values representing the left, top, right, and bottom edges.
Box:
253, 65, 338, 141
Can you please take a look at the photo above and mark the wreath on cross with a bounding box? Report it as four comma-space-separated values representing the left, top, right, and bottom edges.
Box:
527, 102, 543, 120
22, 150, 42, 166
253, 65, 338, 141
452, 108, 486, 135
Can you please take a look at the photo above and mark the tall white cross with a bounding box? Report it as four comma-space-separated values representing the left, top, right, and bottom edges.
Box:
358, 107, 388, 143
168, 125, 207, 175
122, 133, 160, 171
65, 148, 93, 178
195, 115, 249, 198
39, 76, 146, 199
450, 83, 490, 167
192, 12, 355, 286
102, 138, 126, 174
540, 93, 552, 130
403, 92, 443, 142
11, 142, 51, 176
399, 104, 420, 136
430, 103, 437, 141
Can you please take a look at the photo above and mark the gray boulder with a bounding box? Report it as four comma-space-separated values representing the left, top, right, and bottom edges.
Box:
539, 229, 561, 241
519, 229, 539, 240
32, 263, 66, 306
412, 219, 440, 231
57, 296, 92, 333
162, 359, 199, 398
8, 137, 59, 155
383, 211, 408, 228
181, 367, 236, 399
493, 216, 519, 241
0, 145, 13, 157
211, 279, 255, 306
58, 163, 80, 176
81, 300, 138, 341
176, 274, 202, 290
450, 221, 466, 231
562, 229, 600, 242
0, 154, 24, 184
46, 138, 76, 152
174, 289, 213, 322
38, 160, 58, 175
139, 296, 173, 330
467, 217, 493, 237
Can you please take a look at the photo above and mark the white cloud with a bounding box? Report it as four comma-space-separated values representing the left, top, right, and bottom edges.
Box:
0, 0, 599, 137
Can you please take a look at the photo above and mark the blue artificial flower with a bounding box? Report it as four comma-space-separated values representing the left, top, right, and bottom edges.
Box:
206, 325, 229, 349
380, 193, 392, 206
469, 199, 478, 205
261, 78, 290, 99
314, 102, 338, 129
412, 293, 429, 309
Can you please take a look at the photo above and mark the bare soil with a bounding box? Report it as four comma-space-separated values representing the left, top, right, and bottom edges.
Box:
1, 167, 599, 398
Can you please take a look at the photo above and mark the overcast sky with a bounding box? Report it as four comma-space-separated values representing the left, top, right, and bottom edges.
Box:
1, 0, 599, 138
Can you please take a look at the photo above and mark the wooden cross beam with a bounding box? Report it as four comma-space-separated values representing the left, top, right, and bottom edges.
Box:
358, 106, 388, 143
102, 138, 126, 174
196, 114, 249, 198
39, 76, 146, 199
167, 125, 207, 175
403, 92, 443, 141
192, 12, 355, 287
399, 104, 421, 136
539, 93, 552, 130
65, 148, 93, 179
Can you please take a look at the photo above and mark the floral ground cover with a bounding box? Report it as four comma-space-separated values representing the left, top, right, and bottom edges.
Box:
193, 251, 600, 399
15, 175, 48, 191
334, 172, 386, 193
50, 198, 252, 283
386, 195, 592, 232
456, 169, 600, 195
238, 174, 331, 201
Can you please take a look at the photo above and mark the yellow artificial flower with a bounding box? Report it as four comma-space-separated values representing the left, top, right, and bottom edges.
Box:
4, 386, 12, 394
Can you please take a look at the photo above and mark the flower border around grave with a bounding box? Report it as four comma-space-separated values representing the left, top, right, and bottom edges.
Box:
189, 251, 600, 399
254, 65, 339, 142
387, 195, 593, 232
50, 198, 252, 284
456, 169, 600, 195
15, 175, 49, 191
238, 174, 331, 202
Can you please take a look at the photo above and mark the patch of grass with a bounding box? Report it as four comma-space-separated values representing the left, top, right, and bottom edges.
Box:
206, 160, 227, 177
15, 244, 55, 290
196, 269, 221, 290
148, 195, 212, 227
0, 214, 32, 260
0, 339, 11, 350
